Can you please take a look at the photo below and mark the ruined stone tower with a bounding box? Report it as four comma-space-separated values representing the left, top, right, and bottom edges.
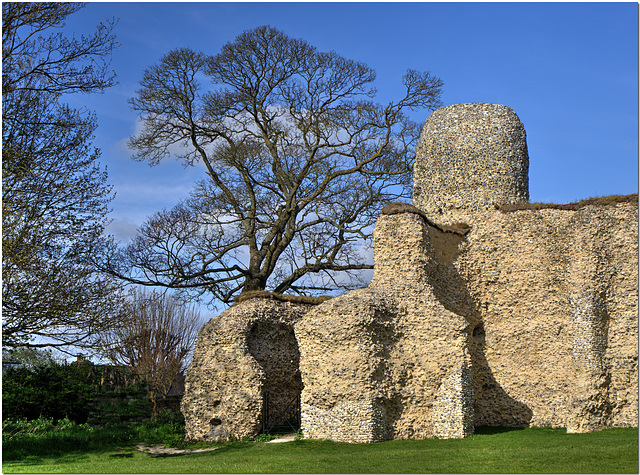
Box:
182, 102, 638, 443
413, 103, 529, 214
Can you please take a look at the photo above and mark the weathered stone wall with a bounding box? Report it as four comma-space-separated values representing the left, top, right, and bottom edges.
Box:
296, 213, 475, 442
181, 298, 313, 441
295, 203, 637, 442
451, 204, 638, 432
295, 101, 636, 440
409, 102, 637, 432
413, 103, 529, 215
183, 102, 637, 442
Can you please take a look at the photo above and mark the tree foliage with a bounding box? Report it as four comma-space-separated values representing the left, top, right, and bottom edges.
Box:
100, 289, 201, 415
2, 361, 151, 424
105, 25, 443, 304
2, 362, 97, 423
2, 2, 124, 351
2, 347, 63, 369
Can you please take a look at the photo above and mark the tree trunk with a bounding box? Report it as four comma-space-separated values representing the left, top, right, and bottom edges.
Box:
149, 391, 159, 419
242, 275, 267, 293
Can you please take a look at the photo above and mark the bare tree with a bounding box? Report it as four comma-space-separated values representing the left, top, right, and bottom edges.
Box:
104, 25, 443, 305
2, 2, 125, 352
101, 289, 201, 415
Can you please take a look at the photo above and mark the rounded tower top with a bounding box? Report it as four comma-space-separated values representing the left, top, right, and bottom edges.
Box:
413, 102, 529, 214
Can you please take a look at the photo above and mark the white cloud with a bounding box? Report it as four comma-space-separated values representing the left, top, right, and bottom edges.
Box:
105, 218, 139, 243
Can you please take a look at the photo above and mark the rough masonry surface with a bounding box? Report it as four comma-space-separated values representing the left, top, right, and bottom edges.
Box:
183, 102, 637, 442
413, 102, 529, 214
182, 298, 314, 441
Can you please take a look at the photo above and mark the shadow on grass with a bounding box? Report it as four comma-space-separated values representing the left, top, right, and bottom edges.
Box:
3, 439, 131, 467
109, 452, 135, 458
474, 425, 529, 435
2, 420, 190, 464
3, 433, 129, 463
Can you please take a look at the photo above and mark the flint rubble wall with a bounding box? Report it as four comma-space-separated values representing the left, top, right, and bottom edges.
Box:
183, 102, 637, 442
181, 298, 313, 441
297, 202, 637, 440
453, 204, 638, 431
296, 213, 475, 442
413, 102, 529, 214
409, 102, 637, 432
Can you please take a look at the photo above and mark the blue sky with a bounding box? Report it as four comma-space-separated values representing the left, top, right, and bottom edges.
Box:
61, 2, 638, 244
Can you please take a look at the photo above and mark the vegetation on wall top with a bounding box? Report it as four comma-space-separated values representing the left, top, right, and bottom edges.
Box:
381, 203, 472, 235
496, 193, 638, 213
233, 291, 333, 306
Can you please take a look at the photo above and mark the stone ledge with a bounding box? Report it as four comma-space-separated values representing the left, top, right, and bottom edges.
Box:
233, 290, 333, 306
381, 203, 471, 235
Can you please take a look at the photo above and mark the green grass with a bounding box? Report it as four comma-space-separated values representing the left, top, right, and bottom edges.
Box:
2, 423, 638, 473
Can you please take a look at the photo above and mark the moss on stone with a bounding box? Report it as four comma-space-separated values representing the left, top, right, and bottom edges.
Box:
496, 193, 638, 213
233, 290, 332, 306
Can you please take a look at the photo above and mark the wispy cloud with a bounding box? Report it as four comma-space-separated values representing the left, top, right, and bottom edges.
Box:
105, 218, 139, 243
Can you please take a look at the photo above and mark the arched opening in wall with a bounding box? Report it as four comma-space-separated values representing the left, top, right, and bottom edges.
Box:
472, 323, 485, 344
248, 321, 302, 434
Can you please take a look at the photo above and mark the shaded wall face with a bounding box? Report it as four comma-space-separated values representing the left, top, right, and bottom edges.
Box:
248, 321, 303, 429
452, 205, 638, 430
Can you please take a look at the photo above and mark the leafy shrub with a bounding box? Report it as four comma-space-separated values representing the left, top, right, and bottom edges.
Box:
2, 363, 97, 423
2, 362, 153, 424
2, 415, 188, 461
2, 417, 77, 441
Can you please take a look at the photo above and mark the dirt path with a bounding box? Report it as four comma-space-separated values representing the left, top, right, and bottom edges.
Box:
266, 433, 297, 443
136, 444, 219, 456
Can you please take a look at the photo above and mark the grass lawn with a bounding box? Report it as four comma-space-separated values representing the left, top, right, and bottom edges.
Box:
3, 426, 638, 473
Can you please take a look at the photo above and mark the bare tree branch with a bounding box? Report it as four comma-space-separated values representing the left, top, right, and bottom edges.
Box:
106, 25, 443, 304
100, 289, 201, 416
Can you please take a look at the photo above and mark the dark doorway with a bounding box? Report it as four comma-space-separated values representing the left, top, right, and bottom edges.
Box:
248, 321, 303, 434
262, 390, 301, 434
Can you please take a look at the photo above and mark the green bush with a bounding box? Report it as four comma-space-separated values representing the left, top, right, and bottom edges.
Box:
255, 433, 276, 442
2, 362, 154, 424
2, 417, 76, 441
2, 415, 187, 461
2, 363, 97, 423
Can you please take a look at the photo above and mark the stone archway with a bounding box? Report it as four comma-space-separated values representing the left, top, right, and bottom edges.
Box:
248, 320, 303, 433
182, 295, 319, 441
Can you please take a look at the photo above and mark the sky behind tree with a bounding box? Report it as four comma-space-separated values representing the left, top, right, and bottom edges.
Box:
60, 2, 638, 244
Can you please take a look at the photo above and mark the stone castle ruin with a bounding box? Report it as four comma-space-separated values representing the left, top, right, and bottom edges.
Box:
182, 103, 638, 442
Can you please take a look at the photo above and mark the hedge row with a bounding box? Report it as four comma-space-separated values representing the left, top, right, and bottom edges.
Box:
2, 363, 151, 424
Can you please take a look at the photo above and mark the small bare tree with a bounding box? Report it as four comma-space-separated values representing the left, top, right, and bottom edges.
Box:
101, 289, 202, 415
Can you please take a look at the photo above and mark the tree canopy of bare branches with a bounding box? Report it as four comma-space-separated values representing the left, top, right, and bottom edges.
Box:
105, 25, 443, 304
2, 2, 124, 352
100, 289, 201, 415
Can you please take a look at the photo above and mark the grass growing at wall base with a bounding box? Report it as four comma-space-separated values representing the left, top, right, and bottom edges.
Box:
3, 424, 638, 473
